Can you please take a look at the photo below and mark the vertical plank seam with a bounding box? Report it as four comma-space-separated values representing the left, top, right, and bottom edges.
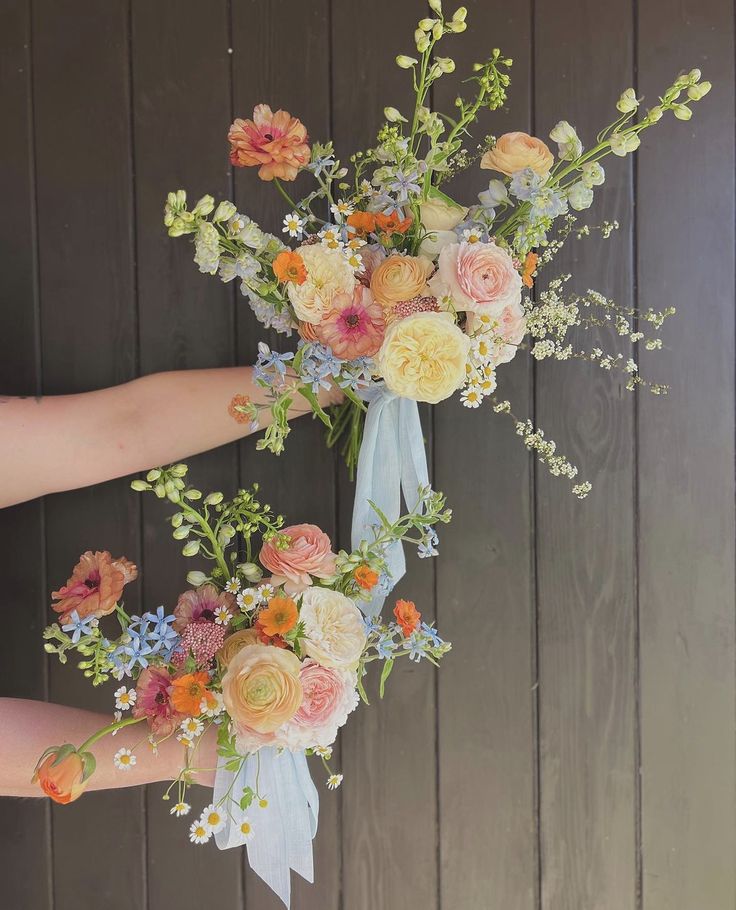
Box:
631, 2, 643, 909
733, 3, 736, 909
125, 3, 147, 908
27, 0, 53, 904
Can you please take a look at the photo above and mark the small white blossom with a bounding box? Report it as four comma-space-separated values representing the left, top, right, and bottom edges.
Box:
114, 686, 137, 711
239, 818, 255, 841
224, 577, 240, 594
200, 803, 226, 834
189, 820, 212, 844
282, 212, 305, 238
237, 588, 261, 611
327, 774, 344, 791
170, 802, 191, 817
113, 748, 136, 771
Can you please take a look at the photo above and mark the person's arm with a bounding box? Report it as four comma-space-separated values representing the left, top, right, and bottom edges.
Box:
0, 367, 340, 508
0, 697, 215, 798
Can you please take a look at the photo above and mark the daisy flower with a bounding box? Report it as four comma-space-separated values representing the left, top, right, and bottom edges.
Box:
189, 820, 212, 844
477, 374, 497, 396
224, 577, 240, 594
462, 226, 484, 244
237, 588, 260, 611
180, 716, 205, 737
177, 732, 195, 748
347, 251, 364, 272
257, 583, 275, 601
170, 802, 191, 817
346, 235, 366, 251
239, 818, 255, 841
214, 605, 232, 626
319, 226, 342, 250
471, 336, 495, 364
114, 686, 137, 711
200, 803, 226, 834
461, 387, 483, 408
326, 774, 343, 791
200, 691, 225, 718
113, 748, 136, 771
282, 212, 305, 238
258, 798, 269, 809
330, 199, 354, 222
314, 745, 333, 760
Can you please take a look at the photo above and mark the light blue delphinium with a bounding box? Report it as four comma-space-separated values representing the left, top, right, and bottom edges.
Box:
509, 167, 544, 201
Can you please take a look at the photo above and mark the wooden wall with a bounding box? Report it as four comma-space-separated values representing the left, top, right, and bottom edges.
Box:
0, 1, 733, 908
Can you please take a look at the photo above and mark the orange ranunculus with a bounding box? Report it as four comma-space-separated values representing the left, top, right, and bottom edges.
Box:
346, 211, 377, 237
170, 672, 211, 716
375, 211, 413, 236
218, 628, 263, 666
273, 250, 307, 285
33, 746, 91, 805
51, 551, 138, 624
257, 596, 298, 637
228, 104, 310, 182
393, 599, 421, 637
354, 565, 379, 591
522, 251, 539, 288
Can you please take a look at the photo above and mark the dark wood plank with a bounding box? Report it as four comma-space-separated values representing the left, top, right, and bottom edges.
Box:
0, 5, 52, 904
636, 1, 736, 906
331, 2, 439, 908
231, 2, 339, 907
31, 1, 145, 906
533, 1, 638, 907
130, 2, 244, 906
432, 3, 537, 908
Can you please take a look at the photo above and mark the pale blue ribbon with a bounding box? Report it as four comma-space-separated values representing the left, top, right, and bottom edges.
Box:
351, 383, 430, 616
214, 748, 319, 907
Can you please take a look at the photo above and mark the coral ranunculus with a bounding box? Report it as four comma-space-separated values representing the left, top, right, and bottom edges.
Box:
228, 104, 310, 182
315, 285, 386, 359
218, 628, 263, 667
259, 524, 337, 595
51, 551, 137, 624
222, 644, 303, 734
33, 746, 90, 805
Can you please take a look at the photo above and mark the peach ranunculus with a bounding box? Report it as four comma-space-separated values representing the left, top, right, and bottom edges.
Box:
430, 241, 522, 316
222, 643, 303, 734
375, 311, 471, 404
279, 660, 360, 750
286, 244, 355, 324
299, 587, 367, 671
259, 524, 337, 595
218, 628, 263, 667
172, 583, 236, 633
480, 131, 554, 177
228, 104, 310, 182
51, 551, 137, 624
315, 285, 386, 359
369, 254, 434, 313
33, 745, 92, 805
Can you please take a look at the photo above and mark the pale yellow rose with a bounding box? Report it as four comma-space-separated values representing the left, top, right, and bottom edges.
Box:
480, 131, 554, 177
370, 254, 434, 312
217, 628, 262, 667
299, 587, 367, 670
376, 311, 471, 404
419, 196, 468, 231
287, 244, 355, 324
222, 643, 303, 733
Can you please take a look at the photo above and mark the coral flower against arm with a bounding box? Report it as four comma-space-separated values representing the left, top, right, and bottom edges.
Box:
170, 672, 212, 717
228, 104, 310, 182
32, 745, 92, 805
394, 599, 421, 637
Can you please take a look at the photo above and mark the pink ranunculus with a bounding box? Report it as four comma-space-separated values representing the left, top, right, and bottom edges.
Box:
430, 241, 522, 315
228, 104, 310, 182
283, 660, 359, 749
315, 285, 386, 359
133, 666, 183, 737
259, 524, 337, 595
172, 583, 236, 633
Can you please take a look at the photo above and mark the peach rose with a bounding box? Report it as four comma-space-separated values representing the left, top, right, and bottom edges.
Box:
375, 311, 471, 404
481, 131, 554, 177
430, 241, 522, 315
370, 254, 433, 312
259, 524, 337, 595
299, 587, 367, 670
217, 628, 263, 667
222, 644, 303, 734
33, 746, 91, 805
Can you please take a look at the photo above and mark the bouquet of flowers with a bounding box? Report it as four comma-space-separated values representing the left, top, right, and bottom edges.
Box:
34, 464, 450, 903
165, 0, 708, 498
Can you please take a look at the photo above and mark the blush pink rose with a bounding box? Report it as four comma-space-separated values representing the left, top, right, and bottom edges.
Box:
259, 524, 337, 594
279, 660, 359, 750
430, 241, 522, 315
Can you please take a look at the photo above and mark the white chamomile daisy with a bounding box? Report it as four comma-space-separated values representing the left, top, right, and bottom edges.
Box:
214, 605, 232, 626
326, 774, 343, 791
200, 803, 226, 834
237, 588, 260, 611
358, 179, 372, 198
461, 387, 483, 408
177, 732, 195, 748
346, 235, 366, 251
113, 748, 136, 771
224, 577, 240, 594
330, 199, 354, 222
189, 820, 212, 844
239, 818, 255, 841
170, 801, 191, 817
180, 716, 205, 737
282, 211, 305, 238
319, 226, 342, 249
462, 226, 484, 244
472, 337, 495, 363
114, 686, 137, 711
201, 691, 225, 718
314, 745, 333, 760
347, 251, 364, 271
477, 374, 497, 396
257, 583, 275, 601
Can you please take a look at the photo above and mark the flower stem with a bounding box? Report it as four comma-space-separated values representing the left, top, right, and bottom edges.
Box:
78, 715, 146, 754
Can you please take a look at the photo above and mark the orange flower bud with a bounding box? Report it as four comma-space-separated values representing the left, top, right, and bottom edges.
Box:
33, 745, 93, 805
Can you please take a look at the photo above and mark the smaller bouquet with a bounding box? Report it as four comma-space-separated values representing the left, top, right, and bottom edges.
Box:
35, 464, 450, 903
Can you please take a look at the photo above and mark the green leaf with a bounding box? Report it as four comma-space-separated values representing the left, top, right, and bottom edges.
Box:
240, 787, 255, 811
356, 673, 370, 705
341, 383, 367, 412
379, 659, 394, 699
225, 758, 242, 773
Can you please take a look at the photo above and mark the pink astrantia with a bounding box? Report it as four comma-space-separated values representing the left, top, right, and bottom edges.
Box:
228, 104, 310, 182
315, 285, 386, 359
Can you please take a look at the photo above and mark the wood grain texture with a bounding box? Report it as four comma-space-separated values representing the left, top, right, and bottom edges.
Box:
636, 1, 736, 907
533, 2, 638, 908
433, 3, 538, 908
0, 2, 52, 907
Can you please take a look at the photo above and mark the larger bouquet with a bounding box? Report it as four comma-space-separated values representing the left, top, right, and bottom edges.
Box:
165, 1, 708, 496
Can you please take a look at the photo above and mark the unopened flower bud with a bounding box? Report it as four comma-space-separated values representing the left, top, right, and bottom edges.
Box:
187, 571, 209, 586
428, 0, 442, 13
432, 21, 443, 39
182, 540, 201, 557
453, 6, 467, 22
396, 54, 418, 69
213, 201, 237, 223
192, 195, 215, 217
436, 57, 455, 73
384, 106, 406, 123
418, 17, 435, 31
687, 81, 711, 100
688, 68, 702, 83
616, 88, 639, 113
130, 479, 149, 492
238, 562, 263, 582
646, 105, 663, 122
146, 469, 162, 482
672, 103, 692, 120
170, 464, 188, 477
204, 492, 224, 506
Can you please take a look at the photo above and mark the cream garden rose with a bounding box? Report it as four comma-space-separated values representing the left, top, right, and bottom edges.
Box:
419, 195, 468, 258
287, 244, 355, 324
370, 254, 433, 312
222, 643, 303, 733
299, 587, 367, 671
430, 241, 522, 315
480, 131, 554, 177
375, 311, 471, 404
